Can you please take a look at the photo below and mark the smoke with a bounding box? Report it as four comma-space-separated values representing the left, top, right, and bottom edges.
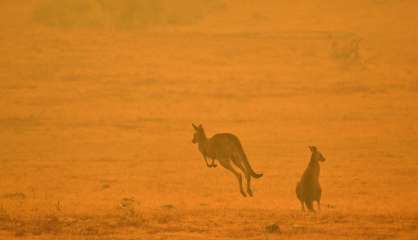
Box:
33, 0, 223, 29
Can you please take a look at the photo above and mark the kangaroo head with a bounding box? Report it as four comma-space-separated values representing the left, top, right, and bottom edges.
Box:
192, 123, 206, 144
309, 146, 326, 162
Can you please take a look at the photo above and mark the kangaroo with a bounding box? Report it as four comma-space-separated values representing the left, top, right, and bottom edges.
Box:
192, 124, 263, 197
296, 146, 325, 212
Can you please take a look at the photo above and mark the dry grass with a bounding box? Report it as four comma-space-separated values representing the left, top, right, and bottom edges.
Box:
0, 206, 416, 239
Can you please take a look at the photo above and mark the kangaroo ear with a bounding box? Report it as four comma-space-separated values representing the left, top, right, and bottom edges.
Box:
192, 124, 198, 130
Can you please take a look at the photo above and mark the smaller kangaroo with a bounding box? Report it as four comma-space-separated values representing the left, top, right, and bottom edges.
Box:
296, 146, 325, 212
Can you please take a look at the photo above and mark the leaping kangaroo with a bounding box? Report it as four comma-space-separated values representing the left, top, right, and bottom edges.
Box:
192, 124, 263, 197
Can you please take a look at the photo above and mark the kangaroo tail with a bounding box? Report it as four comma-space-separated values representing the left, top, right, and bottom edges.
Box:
236, 139, 263, 178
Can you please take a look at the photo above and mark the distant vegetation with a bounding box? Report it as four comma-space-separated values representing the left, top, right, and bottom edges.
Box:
33, 0, 223, 29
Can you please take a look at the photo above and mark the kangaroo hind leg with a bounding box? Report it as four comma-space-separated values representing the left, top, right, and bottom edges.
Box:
231, 154, 253, 197
245, 174, 252, 197
219, 158, 246, 197
300, 201, 305, 211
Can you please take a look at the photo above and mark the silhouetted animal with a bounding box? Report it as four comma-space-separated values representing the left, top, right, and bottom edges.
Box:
192, 124, 263, 197
296, 146, 325, 211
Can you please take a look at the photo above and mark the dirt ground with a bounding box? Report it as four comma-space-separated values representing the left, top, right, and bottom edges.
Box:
1, 1, 417, 239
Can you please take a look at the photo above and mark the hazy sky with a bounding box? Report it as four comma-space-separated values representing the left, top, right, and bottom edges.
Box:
1, 0, 417, 36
